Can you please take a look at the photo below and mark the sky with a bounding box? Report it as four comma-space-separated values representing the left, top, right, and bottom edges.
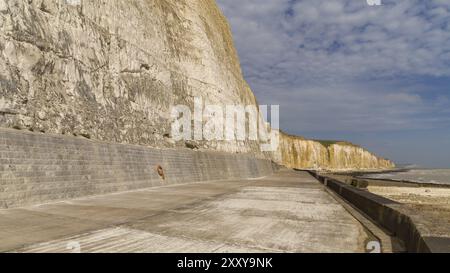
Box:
216, 0, 450, 168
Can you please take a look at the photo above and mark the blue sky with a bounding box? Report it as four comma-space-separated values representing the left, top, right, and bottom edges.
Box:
216, 0, 450, 168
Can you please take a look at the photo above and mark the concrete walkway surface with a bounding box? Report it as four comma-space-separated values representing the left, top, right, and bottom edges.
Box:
0, 170, 369, 253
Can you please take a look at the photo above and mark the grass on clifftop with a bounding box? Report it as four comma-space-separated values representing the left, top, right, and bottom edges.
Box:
313, 139, 359, 148
279, 130, 359, 148
314, 140, 338, 147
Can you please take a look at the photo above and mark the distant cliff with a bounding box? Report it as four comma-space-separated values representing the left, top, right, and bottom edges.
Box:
0, 0, 394, 170
275, 131, 395, 171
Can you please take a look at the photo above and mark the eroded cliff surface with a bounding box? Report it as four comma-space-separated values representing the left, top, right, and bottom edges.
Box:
275, 132, 395, 171
0, 0, 263, 154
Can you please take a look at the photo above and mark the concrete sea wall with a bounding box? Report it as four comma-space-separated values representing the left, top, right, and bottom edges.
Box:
0, 128, 276, 208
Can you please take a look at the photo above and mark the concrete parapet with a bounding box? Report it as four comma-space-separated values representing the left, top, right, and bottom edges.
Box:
309, 171, 450, 253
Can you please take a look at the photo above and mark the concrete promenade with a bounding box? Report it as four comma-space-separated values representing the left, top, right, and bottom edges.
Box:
0, 170, 368, 253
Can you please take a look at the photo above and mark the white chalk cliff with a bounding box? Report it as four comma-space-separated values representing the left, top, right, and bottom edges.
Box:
0, 0, 394, 170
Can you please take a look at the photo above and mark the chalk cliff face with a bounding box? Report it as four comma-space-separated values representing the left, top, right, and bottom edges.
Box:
275, 132, 395, 171
0, 0, 262, 154
0, 0, 394, 170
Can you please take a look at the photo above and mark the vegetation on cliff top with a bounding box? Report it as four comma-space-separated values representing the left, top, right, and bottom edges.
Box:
279, 131, 359, 148
313, 140, 359, 148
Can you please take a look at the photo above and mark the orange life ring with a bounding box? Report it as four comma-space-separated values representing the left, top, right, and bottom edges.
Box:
156, 165, 165, 180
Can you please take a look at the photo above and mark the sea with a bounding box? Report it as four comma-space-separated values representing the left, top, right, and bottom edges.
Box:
362, 169, 450, 185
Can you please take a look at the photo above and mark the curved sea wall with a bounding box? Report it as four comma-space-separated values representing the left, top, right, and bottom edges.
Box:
275, 132, 395, 171
0, 127, 277, 208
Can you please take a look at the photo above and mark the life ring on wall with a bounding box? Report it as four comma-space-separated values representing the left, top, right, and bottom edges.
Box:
156, 165, 165, 180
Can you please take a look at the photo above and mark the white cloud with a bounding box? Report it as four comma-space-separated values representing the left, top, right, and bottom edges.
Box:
216, 0, 450, 134
218, 0, 450, 81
